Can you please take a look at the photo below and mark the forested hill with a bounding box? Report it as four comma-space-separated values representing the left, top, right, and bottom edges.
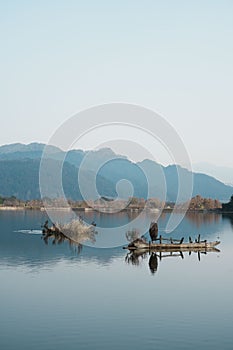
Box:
0, 143, 232, 201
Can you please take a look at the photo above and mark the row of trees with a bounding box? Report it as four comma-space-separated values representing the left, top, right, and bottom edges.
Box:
127, 196, 222, 211
0, 196, 25, 207
186, 195, 222, 210
0, 196, 89, 209
0, 195, 223, 210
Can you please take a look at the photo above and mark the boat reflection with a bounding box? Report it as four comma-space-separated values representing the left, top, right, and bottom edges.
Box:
125, 247, 220, 275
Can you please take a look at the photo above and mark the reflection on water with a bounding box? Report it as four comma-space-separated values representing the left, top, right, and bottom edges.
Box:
185, 211, 221, 227
149, 252, 159, 274
38, 208, 228, 248
0, 210, 233, 350
125, 248, 219, 275
0, 209, 227, 270
41, 217, 221, 278
222, 213, 233, 227
42, 229, 83, 254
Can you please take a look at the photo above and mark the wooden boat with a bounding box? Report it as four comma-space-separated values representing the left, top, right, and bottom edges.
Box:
124, 237, 220, 252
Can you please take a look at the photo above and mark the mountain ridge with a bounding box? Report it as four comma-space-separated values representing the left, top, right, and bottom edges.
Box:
0, 143, 232, 202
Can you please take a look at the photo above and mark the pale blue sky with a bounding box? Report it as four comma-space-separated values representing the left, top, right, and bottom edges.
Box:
1, 0, 233, 166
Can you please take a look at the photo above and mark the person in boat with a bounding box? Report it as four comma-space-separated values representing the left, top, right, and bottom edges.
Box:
149, 222, 158, 243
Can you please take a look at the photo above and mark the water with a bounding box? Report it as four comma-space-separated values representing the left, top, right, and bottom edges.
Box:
0, 210, 233, 350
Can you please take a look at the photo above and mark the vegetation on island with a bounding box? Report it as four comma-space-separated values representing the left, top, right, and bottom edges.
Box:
182, 195, 222, 211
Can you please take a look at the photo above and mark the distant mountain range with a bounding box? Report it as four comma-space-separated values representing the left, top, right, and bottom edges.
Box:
193, 162, 233, 186
0, 142, 232, 202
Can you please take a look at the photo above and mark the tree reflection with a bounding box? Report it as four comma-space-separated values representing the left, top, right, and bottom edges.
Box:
125, 249, 148, 266
186, 212, 220, 227
222, 213, 233, 228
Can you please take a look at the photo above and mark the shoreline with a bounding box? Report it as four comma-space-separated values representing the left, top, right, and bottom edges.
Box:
0, 206, 231, 214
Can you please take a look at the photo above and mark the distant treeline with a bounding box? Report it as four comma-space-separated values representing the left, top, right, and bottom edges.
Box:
0, 195, 226, 211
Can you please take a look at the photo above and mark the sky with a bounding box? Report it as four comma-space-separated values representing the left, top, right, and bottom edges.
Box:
1, 0, 233, 166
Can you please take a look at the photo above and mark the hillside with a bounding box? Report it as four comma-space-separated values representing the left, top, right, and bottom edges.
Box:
0, 143, 232, 201
0, 159, 116, 200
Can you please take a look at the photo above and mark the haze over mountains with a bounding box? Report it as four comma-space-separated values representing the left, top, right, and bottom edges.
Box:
0, 143, 232, 202
193, 162, 233, 186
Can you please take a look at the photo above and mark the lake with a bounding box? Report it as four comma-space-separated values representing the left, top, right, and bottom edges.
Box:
0, 210, 233, 350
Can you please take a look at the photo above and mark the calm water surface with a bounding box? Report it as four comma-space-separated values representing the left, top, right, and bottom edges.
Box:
0, 210, 233, 350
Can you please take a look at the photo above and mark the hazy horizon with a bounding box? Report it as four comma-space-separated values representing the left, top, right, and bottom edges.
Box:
1, 1, 233, 167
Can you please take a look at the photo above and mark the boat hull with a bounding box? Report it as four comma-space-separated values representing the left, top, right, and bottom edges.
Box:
125, 241, 220, 251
